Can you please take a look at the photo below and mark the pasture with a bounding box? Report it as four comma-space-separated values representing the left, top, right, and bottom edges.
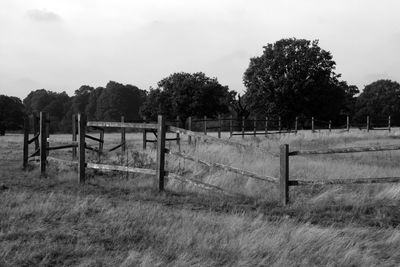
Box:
1, 129, 400, 266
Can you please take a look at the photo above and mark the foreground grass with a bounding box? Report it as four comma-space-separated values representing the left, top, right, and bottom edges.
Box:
2, 131, 400, 266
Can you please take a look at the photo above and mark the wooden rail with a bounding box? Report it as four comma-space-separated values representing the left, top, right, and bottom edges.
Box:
86, 163, 157, 175
87, 121, 158, 129
289, 177, 400, 185
289, 144, 400, 156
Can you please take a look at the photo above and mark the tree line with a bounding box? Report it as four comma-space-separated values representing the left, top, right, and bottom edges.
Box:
1, 38, 400, 135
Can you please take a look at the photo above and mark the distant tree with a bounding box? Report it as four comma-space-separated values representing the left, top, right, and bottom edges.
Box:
354, 79, 400, 123
0, 95, 25, 135
71, 85, 94, 114
95, 81, 146, 122
243, 38, 349, 123
85, 87, 104, 120
230, 94, 250, 119
140, 72, 235, 123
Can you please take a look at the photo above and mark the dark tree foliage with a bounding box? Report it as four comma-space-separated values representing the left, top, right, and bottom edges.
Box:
85, 87, 104, 120
140, 72, 235, 123
72, 85, 94, 114
23, 89, 71, 132
354, 79, 400, 124
0, 95, 25, 135
243, 38, 352, 123
95, 81, 146, 122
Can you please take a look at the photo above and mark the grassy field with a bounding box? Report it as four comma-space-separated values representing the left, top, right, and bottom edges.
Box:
1, 129, 400, 266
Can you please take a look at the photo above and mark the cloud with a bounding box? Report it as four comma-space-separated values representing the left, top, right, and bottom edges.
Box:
26, 9, 61, 22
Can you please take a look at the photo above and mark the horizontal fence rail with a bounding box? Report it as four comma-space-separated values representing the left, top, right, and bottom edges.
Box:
289, 144, 400, 156
87, 121, 158, 129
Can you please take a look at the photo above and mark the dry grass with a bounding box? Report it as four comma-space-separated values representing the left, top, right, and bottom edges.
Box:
1, 129, 400, 266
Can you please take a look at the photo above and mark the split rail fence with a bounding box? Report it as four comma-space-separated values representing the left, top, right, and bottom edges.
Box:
23, 112, 400, 205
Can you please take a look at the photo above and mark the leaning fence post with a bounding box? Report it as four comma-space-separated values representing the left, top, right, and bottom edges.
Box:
203, 116, 207, 135
40, 112, 47, 177
156, 115, 166, 191
229, 115, 233, 137
280, 144, 289, 205
78, 114, 86, 184
311, 117, 315, 132
121, 116, 126, 152
242, 116, 245, 139
218, 114, 222, 138
23, 117, 29, 170
188, 116, 192, 144
347, 116, 350, 132
253, 117, 257, 136
72, 114, 77, 159
388, 115, 391, 132
367, 116, 370, 132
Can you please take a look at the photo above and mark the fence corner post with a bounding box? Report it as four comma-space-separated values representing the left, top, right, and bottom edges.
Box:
156, 115, 166, 192
280, 144, 289, 206
78, 113, 86, 184
23, 117, 29, 170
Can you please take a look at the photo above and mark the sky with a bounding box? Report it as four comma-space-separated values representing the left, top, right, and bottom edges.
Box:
1, 0, 400, 99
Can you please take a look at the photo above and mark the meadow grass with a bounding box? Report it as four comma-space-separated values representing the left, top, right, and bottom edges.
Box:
1, 129, 400, 266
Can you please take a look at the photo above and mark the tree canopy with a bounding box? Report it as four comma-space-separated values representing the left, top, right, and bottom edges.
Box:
140, 72, 235, 123
0, 95, 25, 135
243, 38, 356, 122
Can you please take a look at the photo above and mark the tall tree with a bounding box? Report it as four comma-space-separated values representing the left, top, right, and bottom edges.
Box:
243, 38, 348, 122
140, 72, 235, 123
354, 79, 400, 124
0, 95, 25, 135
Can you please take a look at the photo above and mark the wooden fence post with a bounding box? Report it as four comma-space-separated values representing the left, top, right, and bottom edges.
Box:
176, 116, 180, 146
229, 115, 233, 137
253, 117, 257, 136
347, 116, 350, 132
156, 115, 166, 191
388, 115, 391, 132
45, 113, 50, 157
23, 117, 29, 170
295, 117, 298, 134
188, 116, 192, 144
265, 117, 268, 136
329, 120, 332, 132
121, 116, 126, 152
143, 116, 147, 150
242, 116, 245, 139
78, 114, 86, 184
40, 112, 47, 177
33, 112, 39, 151
311, 117, 315, 132
218, 114, 222, 139
99, 128, 104, 155
204, 116, 207, 135
367, 116, 370, 132
280, 144, 289, 205
72, 114, 77, 159
279, 116, 282, 132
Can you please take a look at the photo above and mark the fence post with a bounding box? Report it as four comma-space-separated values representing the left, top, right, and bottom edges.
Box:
242, 116, 245, 139
311, 117, 315, 132
229, 115, 233, 137
204, 116, 207, 135
99, 128, 104, 155
121, 116, 126, 152
295, 117, 298, 134
218, 114, 222, 139
329, 120, 332, 132
78, 114, 86, 184
279, 116, 282, 132
142, 116, 147, 150
176, 116, 180, 146
265, 117, 268, 136
156, 115, 166, 192
23, 117, 29, 170
253, 117, 257, 136
347, 116, 350, 132
72, 114, 77, 159
367, 116, 370, 132
40, 112, 47, 177
188, 116, 192, 144
280, 144, 289, 206
45, 113, 50, 157
33, 112, 39, 151
388, 115, 391, 132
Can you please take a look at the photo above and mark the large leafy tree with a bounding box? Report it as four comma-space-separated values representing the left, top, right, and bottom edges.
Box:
0, 95, 25, 135
140, 72, 235, 123
243, 38, 352, 122
354, 79, 400, 124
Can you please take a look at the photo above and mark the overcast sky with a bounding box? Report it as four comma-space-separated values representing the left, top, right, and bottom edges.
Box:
1, 0, 400, 99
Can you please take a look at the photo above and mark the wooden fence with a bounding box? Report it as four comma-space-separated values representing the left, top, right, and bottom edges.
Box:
23, 112, 400, 205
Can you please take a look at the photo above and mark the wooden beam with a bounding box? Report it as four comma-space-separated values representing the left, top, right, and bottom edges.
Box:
87, 121, 158, 129
85, 134, 104, 143
289, 144, 400, 156
289, 177, 400, 186
280, 144, 289, 205
86, 162, 157, 175
156, 115, 166, 191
